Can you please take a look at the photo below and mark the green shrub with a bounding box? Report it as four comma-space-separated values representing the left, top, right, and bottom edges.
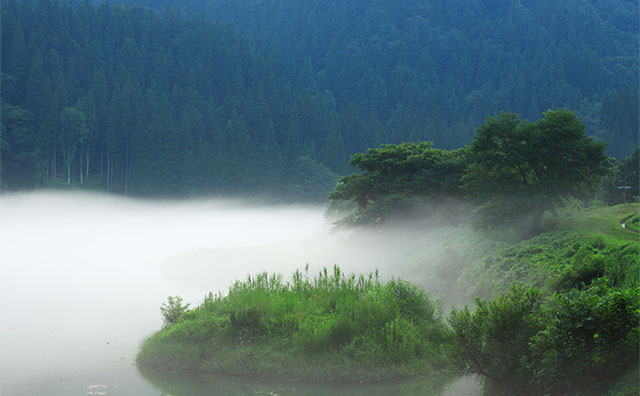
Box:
448, 284, 545, 389
626, 214, 640, 232
160, 296, 190, 327
554, 248, 606, 290
448, 283, 640, 395
529, 284, 640, 393
137, 266, 451, 382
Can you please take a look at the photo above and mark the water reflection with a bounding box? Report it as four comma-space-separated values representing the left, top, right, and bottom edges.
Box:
140, 371, 482, 396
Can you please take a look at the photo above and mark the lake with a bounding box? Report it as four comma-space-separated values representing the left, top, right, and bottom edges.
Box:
0, 191, 481, 396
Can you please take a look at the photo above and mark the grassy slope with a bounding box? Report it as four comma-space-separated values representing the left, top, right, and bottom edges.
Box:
551, 204, 640, 242
406, 204, 639, 394
436, 204, 640, 300
451, 204, 640, 394
556, 204, 640, 396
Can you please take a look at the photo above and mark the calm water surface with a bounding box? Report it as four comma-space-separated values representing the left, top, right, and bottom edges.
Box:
0, 192, 481, 396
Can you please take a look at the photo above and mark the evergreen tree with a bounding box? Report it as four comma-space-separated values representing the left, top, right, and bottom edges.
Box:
59, 106, 87, 184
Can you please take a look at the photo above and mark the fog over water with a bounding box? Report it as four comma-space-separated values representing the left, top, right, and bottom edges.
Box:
0, 191, 480, 396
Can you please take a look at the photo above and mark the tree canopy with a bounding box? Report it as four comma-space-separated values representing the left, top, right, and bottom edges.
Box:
0, 0, 637, 198
330, 110, 610, 232
59, 107, 87, 184
599, 147, 640, 205
329, 142, 467, 227
462, 109, 608, 234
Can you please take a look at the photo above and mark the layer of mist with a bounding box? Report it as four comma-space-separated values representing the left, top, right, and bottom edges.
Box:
0, 191, 478, 395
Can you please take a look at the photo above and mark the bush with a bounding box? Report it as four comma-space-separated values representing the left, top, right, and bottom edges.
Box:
529, 284, 640, 393
448, 283, 640, 395
138, 267, 452, 382
160, 296, 190, 327
448, 284, 545, 389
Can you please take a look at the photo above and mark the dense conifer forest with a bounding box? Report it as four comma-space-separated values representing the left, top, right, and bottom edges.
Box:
2, 2, 639, 394
1, 0, 638, 198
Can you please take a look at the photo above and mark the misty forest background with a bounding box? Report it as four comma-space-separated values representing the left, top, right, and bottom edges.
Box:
1, 0, 638, 199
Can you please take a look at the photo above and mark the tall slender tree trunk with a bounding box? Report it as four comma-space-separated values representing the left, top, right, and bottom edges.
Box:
67, 160, 71, 184
125, 141, 129, 197
53, 142, 57, 181
85, 145, 90, 183
531, 204, 545, 236
100, 151, 104, 182
106, 155, 110, 192
79, 154, 83, 184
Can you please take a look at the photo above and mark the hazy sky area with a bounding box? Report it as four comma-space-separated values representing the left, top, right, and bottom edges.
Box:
0, 192, 474, 395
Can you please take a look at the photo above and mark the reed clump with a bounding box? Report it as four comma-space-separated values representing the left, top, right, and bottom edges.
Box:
137, 265, 451, 382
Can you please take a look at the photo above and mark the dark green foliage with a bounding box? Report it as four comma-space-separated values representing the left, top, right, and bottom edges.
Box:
463, 110, 608, 235
137, 266, 451, 382
530, 285, 640, 394
2, 0, 638, 196
597, 86, 640, 159
448, 284, 640, 395
1, 0, 341, 198
599, 148, 640, 205
443, 205, 640, 395
553, 251, 606, 291
58, 106, 87, 184
329, 142, 467, 227
0, 104, 38, 188
448, 285, 545, 389
330, 109, 610, 230
282, 156, 339, 201
93, 0, 639, 154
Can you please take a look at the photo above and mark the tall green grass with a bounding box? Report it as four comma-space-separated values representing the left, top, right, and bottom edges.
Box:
138, 204, 640, 391
137, 266, 451, 382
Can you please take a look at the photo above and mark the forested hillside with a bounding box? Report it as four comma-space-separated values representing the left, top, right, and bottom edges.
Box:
96, 0, 639, 154
1, 0, 638, 197
1, 0, 339, 197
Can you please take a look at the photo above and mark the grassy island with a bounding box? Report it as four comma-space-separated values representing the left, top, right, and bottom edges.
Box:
137, 266, 452, 382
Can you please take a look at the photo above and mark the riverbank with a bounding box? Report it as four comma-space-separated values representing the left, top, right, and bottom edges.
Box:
137, 204, 639, 395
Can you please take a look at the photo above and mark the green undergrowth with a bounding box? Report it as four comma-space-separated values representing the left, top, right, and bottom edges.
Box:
414, 204, 640, 301
478, 204, 639, 296
448, 282, 639, 395
605, 364, 640, 396
624, 213, 640, 233
465, 231, 640, 299
138, 204, 639, 393
440, 204, 640, 395
137, 266, 452, 382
